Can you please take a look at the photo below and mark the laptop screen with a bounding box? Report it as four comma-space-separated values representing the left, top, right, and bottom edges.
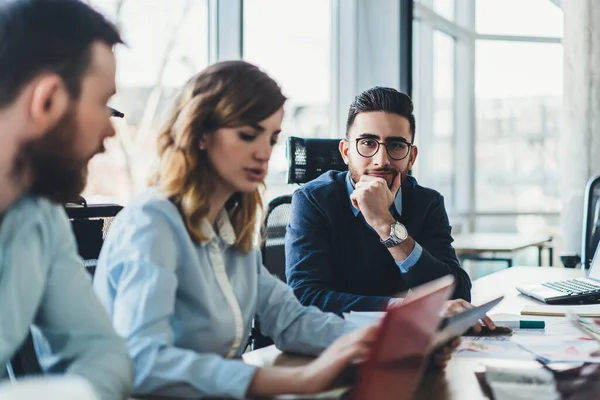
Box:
587, 242, 600, 281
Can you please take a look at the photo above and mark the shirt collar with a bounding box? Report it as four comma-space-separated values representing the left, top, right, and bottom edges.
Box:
345, 172, 402, 217
199, 209, 236, 246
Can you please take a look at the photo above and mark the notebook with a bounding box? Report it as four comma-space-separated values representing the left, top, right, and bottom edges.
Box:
521, 304, 600, 317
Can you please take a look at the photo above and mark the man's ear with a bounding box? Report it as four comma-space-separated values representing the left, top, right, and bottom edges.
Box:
339, 138, 350, 165
407, 146, 418, 170
29, 74, 70, 137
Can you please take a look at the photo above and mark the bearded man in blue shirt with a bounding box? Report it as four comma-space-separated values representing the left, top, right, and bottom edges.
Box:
286, 87, 473, 314
0, 1, 132, 399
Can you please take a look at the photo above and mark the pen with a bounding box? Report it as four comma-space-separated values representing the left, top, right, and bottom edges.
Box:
493, 320, 545, 329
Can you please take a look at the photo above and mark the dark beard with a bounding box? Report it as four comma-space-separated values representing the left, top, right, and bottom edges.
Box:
20, 108, 89, 203
348, 164, 409, 189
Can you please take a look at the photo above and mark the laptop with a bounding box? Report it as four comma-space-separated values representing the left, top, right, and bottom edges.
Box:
517, 243, 600, 304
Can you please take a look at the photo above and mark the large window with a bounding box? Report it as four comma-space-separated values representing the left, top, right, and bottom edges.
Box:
414, 0, 563, 238
433, 0, 454, 21
243, 0, 332, 200
411, 6, 459, 216
476, 0, 563, 37
475, 41, 562, 215
474, 0, 563, 237
83, 0, 209, 204
431, 31, 456, 210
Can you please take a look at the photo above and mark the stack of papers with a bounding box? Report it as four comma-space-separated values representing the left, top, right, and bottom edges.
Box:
567, 311, 600, 342
513, 335, 600, 364
484, 365, 559, 400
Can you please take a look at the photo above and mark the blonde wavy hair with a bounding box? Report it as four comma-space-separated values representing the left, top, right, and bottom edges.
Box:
150, 61, 286, 252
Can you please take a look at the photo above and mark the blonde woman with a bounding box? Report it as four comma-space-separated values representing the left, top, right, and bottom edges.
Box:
93, 61, 376, 399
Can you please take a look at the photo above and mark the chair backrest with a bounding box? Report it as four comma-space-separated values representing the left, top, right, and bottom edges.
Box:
582, 175, 600, 269
6, 199, 123, 378
250, 195, 295, 350
286, 136, 347, 184
6, 334, 41, 378
261, 195, 293, 283
65, 199, 123, 277
252, 138, 345, 350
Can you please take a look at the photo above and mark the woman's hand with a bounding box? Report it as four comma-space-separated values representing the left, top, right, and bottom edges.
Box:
297, 325, 378, 394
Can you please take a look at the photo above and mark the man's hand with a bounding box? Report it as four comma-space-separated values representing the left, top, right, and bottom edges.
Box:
443, 299, 496, 334
350, 173, 401, 238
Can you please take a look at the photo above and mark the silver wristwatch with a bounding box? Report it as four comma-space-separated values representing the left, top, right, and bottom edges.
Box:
380, 221, 408, 248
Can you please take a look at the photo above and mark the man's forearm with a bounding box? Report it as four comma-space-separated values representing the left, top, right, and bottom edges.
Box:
372, 215, 416, 262
401, 249, 472, 301
386, 236, 416, 261
292, 284, 391, 314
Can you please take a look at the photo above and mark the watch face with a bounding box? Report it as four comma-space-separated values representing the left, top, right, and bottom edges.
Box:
393, 223, 408, 240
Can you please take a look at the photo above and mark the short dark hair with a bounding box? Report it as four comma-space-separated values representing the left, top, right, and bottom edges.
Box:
346, 86, 416, 141
0, 0, 122, 108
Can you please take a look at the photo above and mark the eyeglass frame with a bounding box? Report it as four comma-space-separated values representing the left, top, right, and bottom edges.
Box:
350, 137, 414, 161
108, 106, 124, 118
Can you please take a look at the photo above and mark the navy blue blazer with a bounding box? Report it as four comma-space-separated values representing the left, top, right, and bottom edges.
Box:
285, 171, 471, 314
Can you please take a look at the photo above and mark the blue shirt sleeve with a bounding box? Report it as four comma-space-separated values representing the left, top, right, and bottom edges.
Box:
26, 202, 133, 400
93, 206, 257, 400
394, 242, 424, 274
255, 263, 357, 355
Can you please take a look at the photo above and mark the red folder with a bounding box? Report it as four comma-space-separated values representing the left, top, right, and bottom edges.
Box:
353, 275, 455, 400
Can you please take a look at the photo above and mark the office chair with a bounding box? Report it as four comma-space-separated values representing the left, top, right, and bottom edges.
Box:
287, 136, 348, 184
65, 197, 123, 277
261, 194, 293, 283
250, 137, 347, 350
251, 194, 295, 350
6, 334, 41, 378
261, 136, 347, 282
7, 198, 123, 378
561, 175, 600, 269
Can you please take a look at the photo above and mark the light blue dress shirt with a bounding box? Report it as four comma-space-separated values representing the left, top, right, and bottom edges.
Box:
0, 196, 132, 400
345, 173, 423, 273
93, 188, 355, 399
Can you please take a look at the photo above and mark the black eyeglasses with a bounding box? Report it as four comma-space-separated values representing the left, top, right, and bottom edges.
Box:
353, 137, 412, 160
108, 106, 124, 118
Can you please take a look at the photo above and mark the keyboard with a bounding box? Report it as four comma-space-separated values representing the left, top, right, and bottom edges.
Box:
542, 279, 600, 295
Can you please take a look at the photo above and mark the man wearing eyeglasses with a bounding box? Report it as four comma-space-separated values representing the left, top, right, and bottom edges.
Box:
286, 87, 473, 317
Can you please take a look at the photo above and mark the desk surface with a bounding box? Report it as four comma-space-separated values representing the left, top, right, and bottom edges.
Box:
417, 266, 584, 399
453, 233, 552, 253
243, 266, 586, 400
